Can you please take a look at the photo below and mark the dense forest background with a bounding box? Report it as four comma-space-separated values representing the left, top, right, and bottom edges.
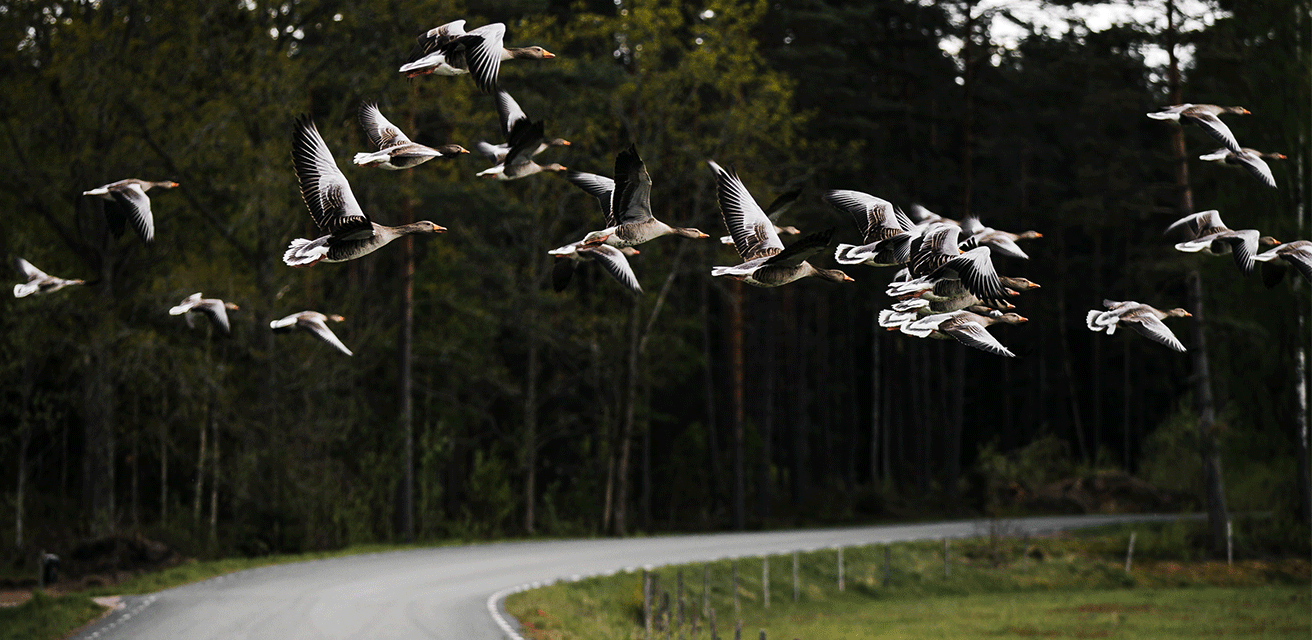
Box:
2, 0, 1309, 565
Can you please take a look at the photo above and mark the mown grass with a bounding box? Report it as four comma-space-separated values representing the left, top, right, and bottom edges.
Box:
506, 524, 1311, 639
0, 590, 107, 640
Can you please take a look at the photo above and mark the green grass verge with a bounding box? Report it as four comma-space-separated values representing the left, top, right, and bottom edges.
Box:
505, 530, 1311, 639
0, 590, 107, 640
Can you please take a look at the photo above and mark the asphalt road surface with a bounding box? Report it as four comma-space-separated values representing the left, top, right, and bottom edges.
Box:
72, 513, 1192, 640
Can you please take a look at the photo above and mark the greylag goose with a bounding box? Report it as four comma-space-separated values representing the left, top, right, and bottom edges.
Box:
571, 146, 708, 247
1255, 240, 1312, 287
1147, 104, 1249, 154
284, 116, 446, 267
82, 178, 179, 246
960, 217, 1042, 260
169, 292, 239, 335
906, 204, 959, 227
825, 189, 914, 266
353, 102, 468, 170
476, 91, 567, 180
1166, 210, 1276, 276
270, 311, 352, 356
1086, 300, 1190, 352
475, 91, 569, 165
708, 161, 851, 287
549, 236, 642, 295
399, 20, 555, 92
1199, 148, 1284, 189
12, 258, 84, 298
719, 187, 802, 246
899, 308, 1028, 358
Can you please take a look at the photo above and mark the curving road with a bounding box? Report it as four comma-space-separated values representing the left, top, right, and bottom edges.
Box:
72, 513, 1193, 640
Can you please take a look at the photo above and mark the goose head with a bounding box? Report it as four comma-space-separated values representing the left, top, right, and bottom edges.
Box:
436, 145, 471, 155
1165, 308, 1192, 319
510, 46, 555, 59
817, 268, 854, 283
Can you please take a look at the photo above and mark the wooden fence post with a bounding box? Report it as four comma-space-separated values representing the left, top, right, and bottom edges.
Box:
678, 568, 685, 638
837, 546, 845, 591
762, 556, 769, 608
1226, 520, 1233, 566
882, 544, 890, 588
710, 607, 719, 640
703, 563, 710, 619
792, 551, 799, 602
943, 538, 950, 578
663, 591, 671, 640
1021, 533, 1030, 571
645, 569, 653, 640
1125, 531, 1136, 573
734, 619, 742, 640
732, 558, 739, 616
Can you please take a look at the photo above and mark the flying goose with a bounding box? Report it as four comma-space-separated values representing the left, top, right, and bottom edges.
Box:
1166, 210, 1276, 276
898, 223, 1008, 300
475, 91, 569, 165
284, 116, 446, 266
12, 258, 84, 298
169, 292, 239, 335
1199, 147, 1284, 189
353, 102, 469, 170
1255, 240, 1312, 287
549, 236, 642, 295
571, 145, 708, 247
475, 91, 567, 180
708, 161, 851, 287
1147, 104, 1249, 154
1086, 300, 1190, 352
270, 311, 353, 356
82, 178, 179, 246
898, 308, 1028, 358
824, 189, 913, 266
399, 20, 555, 92
720, 187, 802, 246
959, 217, 1042, 260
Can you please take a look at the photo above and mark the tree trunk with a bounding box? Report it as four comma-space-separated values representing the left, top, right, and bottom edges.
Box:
729, 280, 746, 531
699, 280, 722, 519
399, 108, 416, 542
870, 311, 882, 486
209, 419, 219, 544
945, 347, 965, 505
194, 401, 208, 528
757, 297, 775, 520
614, 297, 641, 536
1167, 1, 1228, 551
159, 392, 169, 524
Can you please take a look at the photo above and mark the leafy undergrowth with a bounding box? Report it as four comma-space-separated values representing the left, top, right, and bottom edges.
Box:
0, 590, 107, 640
506, 526, 1311, 640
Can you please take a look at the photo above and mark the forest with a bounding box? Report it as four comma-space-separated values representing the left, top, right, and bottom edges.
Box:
2, 0, 1309, 569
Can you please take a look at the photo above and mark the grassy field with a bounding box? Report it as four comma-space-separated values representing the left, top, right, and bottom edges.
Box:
0, 591, 108, 640
506, 524, 1311, 639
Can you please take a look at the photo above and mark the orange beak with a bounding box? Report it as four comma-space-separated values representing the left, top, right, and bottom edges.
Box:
1016, 316, 1029, 323
843, 274, 855, 282
541, 50, 556, 59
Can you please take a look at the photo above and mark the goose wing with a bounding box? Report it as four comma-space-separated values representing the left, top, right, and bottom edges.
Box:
293, 116, 370, 235
169, 292, 203, 315
358, 103, 412, 150
1218, 229, 1260, 276
822, 189, 900, 244
943, 317, 1015, 357
1184, 109, 1244, 154
302, 315, 353, 356
196, 299, 233, 335
1232, 150, 1277, 188
494, 90, 529, 142
579, 243, 642, 294
109, 182, 155, 245
1165, 210, 1222, 239
709, 160, 782, 261
566, 171, 617, 225
1124, 312, 1187, 352
763, 228, 835, 268
461, 22, 507, 93
763, 187, 802, 222
14, 258, 46, 281
1279, 245, 1312, 284
412, 20, 467, 56
612, 145, 654, 227
939, 246, 1006, 300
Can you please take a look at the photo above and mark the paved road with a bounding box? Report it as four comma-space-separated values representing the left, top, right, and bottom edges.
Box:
72, 513, 1192, 640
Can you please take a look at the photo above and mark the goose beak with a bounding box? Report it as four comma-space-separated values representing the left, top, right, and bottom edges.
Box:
1278, 154, 1287, 160
561, 140, 572, 146
1017, 316, 1029, 323
1183, 312, 1193, 317
698, 232, 710, 238
1241, 109, 1251, 114
886, 327, 900, 331
541, 50, 556, 59
843, 274, 855, 282
433, 224, 447, 233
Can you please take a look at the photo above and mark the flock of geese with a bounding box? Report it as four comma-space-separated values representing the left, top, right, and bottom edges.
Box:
11, 21, 1312, 362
